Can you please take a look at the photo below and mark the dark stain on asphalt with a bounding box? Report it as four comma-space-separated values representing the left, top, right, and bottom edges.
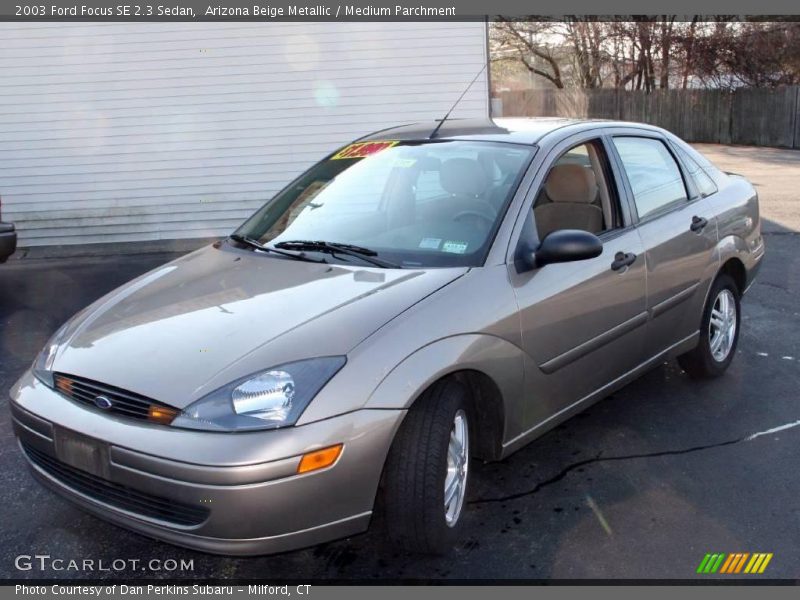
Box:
470, 435, 745, 504
313, 544, 358, 570
462, 539, 480, 551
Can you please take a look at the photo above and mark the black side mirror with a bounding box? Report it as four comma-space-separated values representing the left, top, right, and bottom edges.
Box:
516, 229, 603, 272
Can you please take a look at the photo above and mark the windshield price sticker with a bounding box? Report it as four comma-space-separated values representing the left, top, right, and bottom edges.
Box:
332, 141, 399, 160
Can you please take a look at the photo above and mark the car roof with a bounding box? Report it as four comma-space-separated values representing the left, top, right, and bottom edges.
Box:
358, 117, 665, 146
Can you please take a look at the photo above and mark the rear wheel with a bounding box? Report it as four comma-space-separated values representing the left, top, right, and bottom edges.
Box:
382, 379, 470, 554
678, 274, 741, 378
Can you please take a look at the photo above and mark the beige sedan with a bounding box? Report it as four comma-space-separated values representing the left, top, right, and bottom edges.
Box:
11, 118, 763, 555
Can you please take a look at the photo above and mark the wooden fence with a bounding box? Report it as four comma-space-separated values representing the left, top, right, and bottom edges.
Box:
496, 87, 800, 148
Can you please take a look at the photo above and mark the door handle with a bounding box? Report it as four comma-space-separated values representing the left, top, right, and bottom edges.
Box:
690, 216, 708, 232
611, 251, 636, 271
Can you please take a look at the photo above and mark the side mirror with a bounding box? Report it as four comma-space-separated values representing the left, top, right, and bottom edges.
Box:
516, 229, 603, 272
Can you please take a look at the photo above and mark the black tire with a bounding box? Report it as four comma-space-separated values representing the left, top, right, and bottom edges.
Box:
382, 379, 471, 554
678, 273, 741, 378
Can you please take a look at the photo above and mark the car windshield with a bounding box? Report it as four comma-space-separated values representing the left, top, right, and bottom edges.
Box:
233, 140, 535, 268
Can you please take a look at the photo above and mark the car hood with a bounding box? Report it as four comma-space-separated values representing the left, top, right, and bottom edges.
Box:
52, 244, 466, 408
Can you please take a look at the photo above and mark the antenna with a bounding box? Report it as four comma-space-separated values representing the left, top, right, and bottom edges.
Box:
428, 63, 487, 139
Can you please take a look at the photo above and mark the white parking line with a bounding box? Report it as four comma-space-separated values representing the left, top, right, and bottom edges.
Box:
745, 420, 800, 441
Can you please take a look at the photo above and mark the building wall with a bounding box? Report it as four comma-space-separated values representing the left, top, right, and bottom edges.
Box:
0, 22, 489, 246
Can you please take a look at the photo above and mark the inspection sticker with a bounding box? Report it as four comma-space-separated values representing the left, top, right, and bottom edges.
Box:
419, 237, 441, 250
331, 140, 399, 160
442, 240, 468, 254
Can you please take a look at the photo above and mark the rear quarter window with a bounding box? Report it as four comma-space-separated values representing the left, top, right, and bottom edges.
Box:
673, 145, 719, 198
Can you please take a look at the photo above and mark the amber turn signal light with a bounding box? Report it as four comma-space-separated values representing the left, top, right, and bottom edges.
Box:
297, 444, 343, 474
55, 377, 73, 395
148, 404, 179, 424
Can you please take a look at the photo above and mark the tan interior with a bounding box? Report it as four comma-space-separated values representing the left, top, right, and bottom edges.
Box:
534, 163, 604, 238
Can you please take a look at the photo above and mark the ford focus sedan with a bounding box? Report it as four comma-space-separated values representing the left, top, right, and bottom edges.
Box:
10, 118, 764, 555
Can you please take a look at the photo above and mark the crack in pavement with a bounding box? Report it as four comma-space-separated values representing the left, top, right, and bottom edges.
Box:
470, 435, 750, 505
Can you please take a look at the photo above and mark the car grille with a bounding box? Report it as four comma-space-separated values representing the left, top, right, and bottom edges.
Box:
22, 442, 209, 527
52, 373, 179, 424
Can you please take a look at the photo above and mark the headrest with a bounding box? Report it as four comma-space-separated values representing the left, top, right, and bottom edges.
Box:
439, 158, 487, 197
477, 151, 496, 176
544, 164, 597, 204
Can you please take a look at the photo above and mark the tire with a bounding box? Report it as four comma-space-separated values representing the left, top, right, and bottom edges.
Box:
382, 379, 471, 554
677, 273, 741, 378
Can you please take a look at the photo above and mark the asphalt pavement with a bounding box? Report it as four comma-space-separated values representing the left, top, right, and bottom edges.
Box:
1, 145, 798, 581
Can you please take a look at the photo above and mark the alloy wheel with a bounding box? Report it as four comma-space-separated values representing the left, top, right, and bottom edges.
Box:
444, 409, 469, 527
709, 288, 737, 362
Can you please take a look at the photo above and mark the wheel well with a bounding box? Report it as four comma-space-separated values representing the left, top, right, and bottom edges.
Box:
449, 370, 505, 461
720, 257, 746, 295
373, 370, 505, 506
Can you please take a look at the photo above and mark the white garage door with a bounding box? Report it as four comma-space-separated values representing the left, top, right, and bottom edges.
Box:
0, 22, 489, 247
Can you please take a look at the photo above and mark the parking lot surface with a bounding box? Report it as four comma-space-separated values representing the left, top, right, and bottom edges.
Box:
1, 145, 798, 581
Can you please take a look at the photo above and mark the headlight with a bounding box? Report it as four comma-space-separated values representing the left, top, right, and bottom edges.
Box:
171, 356, 346, 432
32, 321, 73, 388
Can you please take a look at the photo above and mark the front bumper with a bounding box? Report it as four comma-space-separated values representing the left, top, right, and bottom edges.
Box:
0, 222, 16, 263
10, 371, 404, 555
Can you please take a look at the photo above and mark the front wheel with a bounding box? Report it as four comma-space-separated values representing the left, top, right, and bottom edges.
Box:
678, 273, 741, 378
381, 379, 470, 554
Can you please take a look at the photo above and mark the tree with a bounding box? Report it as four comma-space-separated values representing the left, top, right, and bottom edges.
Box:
490, 17, 800, 91
492, 19, 566, 88
563, 19, 606, 88
697, 21, 800, 88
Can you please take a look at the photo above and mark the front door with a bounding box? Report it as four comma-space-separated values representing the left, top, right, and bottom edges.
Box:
508, 136, 648, 429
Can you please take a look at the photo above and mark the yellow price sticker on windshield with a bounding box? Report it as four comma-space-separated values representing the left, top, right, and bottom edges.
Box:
332, 140, 399, 160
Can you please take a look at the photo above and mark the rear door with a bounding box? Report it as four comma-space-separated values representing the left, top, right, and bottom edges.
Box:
608, 132, 719, 359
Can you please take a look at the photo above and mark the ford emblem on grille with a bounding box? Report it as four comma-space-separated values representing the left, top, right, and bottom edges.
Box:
94, 395, 113, 410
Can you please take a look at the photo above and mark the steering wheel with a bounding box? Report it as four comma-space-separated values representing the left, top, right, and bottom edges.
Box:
452, 210, 495, 227
452, 199, 497, 227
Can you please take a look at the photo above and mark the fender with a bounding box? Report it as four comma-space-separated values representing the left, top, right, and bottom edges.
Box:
718, 232, 749, 256
717, 232, 761, 272
364, 334, 526, 445
708, 175, 764, 292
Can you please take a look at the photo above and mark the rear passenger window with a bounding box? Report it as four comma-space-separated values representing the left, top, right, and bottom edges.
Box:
673, 146, 719, 198
612, 137, 688, 219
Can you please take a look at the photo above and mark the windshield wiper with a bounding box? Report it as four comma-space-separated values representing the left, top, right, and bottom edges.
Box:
273, 240, 401, 269
228, 234, 325, 263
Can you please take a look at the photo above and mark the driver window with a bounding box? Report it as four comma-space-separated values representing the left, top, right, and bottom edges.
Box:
533, 141, 620, 240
